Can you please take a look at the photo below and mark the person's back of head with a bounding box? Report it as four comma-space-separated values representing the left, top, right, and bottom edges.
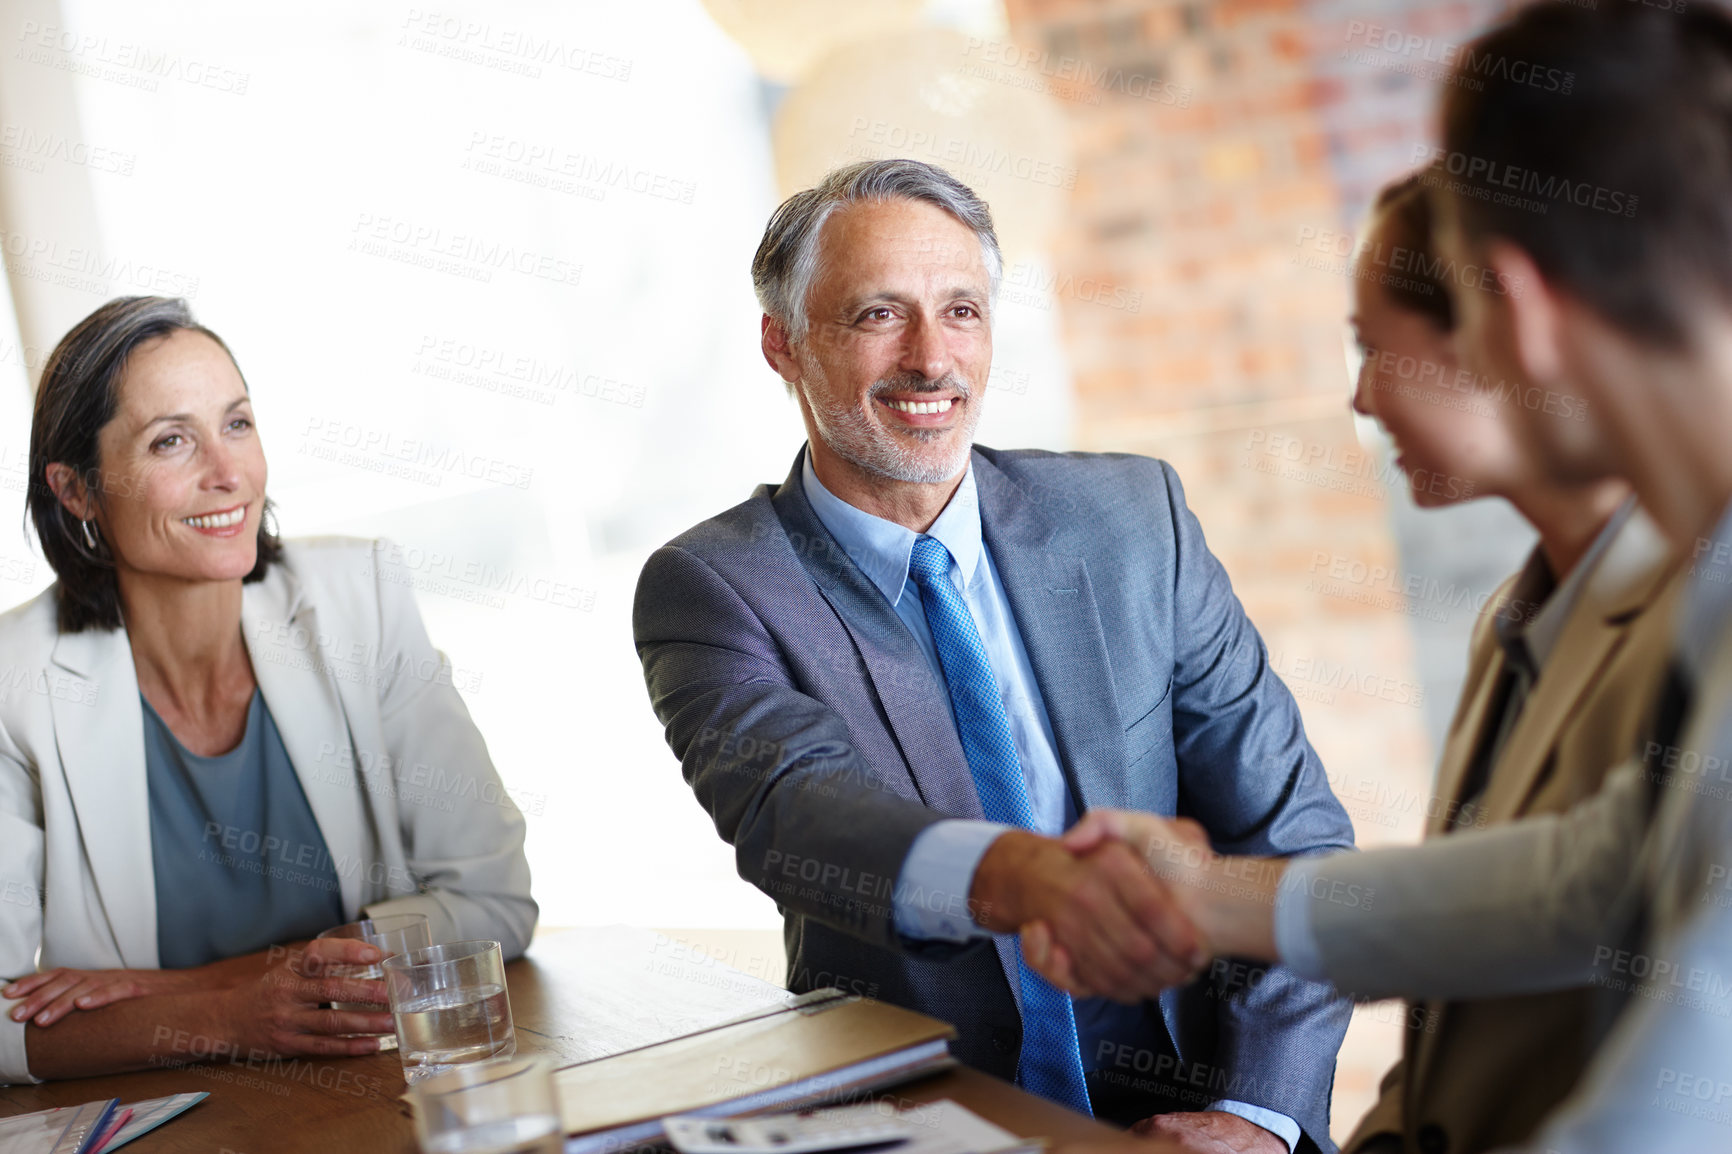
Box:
1442, 1, 1732, 346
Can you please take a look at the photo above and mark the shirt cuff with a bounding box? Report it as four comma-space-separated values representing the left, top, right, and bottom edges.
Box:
1207, 1100, 1301, 1154
1272, 856, 1328, 981
892, 820, 1013, 942
0, 997, 41, 1085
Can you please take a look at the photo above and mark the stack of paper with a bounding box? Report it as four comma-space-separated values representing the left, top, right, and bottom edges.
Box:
554, 991, 958, 1154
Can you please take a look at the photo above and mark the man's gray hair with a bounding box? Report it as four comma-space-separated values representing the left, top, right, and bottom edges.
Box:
751, 159, 1003, 340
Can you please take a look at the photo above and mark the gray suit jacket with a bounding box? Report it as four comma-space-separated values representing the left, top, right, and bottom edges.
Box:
1287, 654, 1732, 1154
634, 447, 1355, 1151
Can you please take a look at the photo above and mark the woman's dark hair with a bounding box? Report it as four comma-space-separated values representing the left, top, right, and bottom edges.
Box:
1369, 171, 1454, 332
27, 296, 282, 633
1441, 2, 1732, 346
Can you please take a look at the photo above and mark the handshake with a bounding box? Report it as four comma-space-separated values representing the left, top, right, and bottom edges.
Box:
970, 811, 1287, 1002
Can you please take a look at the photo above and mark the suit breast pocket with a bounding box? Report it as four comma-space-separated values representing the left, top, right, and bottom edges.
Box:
1124, 675, 1174, 772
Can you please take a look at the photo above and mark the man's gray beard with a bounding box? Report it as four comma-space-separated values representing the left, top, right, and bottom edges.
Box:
805, 373, 980, 485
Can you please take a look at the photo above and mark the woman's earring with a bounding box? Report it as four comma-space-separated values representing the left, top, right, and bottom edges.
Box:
81, 519, 98, 550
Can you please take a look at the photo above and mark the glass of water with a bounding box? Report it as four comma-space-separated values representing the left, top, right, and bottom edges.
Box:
317, 913, 433, 1052
384, 940, 516, 1083
409, 1056, 560, 1154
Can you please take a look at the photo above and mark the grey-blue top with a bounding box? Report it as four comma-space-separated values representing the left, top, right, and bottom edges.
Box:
144, 689, 345, 968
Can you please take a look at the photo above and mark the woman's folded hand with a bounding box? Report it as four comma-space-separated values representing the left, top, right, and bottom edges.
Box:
5, 966, 205, 1027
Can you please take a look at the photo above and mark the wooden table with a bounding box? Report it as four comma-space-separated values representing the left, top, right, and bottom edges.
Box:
0, 929, 1118, 1153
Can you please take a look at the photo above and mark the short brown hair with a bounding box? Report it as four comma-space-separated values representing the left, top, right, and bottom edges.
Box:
1441, 3, 1732, 345
27, 296, 282, 633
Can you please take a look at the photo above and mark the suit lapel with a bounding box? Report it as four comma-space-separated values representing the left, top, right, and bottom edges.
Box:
1481, 510, 1675, 825
770, 451, 982, 821
973, 456, 1131, 1031
1409, 556, 1552, 1104
1406, 592, 1510, 1097
1425, 612, 1511, 837
1412, 509, 1676, 1103
973, 456, 1128, 813
242, 564, 369, 917
51, 627, 155, 968
770, 449, 1129, 819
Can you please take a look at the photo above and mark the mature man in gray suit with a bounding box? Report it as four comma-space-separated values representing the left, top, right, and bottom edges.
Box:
633, 158, 1354, 1154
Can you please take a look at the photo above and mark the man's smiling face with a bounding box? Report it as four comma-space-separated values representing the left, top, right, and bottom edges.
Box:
786, 196, 993, 486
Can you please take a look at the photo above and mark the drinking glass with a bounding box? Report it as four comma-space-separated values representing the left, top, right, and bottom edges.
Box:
317, 913, 433, 1051
409, 1057, 560, 1154
384, 940, 516, 1083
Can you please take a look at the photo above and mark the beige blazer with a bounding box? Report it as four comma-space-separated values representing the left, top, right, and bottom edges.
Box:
1343, 506, 1684, 1154
0, 538, 537, 1084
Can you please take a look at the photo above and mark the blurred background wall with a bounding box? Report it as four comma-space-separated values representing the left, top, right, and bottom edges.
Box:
0, 0, 1535, 1138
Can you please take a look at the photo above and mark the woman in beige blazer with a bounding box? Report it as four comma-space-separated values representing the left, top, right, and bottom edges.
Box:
0, 297, 536, 1085
1333, 172, 1685, 1154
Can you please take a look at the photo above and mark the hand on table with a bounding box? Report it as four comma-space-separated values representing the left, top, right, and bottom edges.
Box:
4, 938, 321, 1028
969, 829, 1206, 1003
1132, 1111, 1288, 1154
215, 937, 395, 1058
6, 966, 206, 1027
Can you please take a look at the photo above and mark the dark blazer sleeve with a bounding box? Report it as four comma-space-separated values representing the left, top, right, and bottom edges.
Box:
1159, 461, 1356, 1153
634, 542, 951, 952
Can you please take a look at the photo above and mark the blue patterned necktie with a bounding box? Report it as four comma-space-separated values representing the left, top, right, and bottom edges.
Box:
905, 535, 1093, 1116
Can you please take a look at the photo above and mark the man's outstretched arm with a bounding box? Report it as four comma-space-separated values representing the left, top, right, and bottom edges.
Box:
634, 542, 1201, 989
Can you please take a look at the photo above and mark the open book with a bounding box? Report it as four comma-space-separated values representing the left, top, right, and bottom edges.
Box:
554, 990, 957, 1154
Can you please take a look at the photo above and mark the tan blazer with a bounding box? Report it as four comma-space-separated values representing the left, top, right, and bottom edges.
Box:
1343, 506, 1685, 1154
0, 538, 537, 1084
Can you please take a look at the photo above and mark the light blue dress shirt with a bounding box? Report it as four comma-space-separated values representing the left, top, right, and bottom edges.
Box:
801, 452, 1301, 1151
